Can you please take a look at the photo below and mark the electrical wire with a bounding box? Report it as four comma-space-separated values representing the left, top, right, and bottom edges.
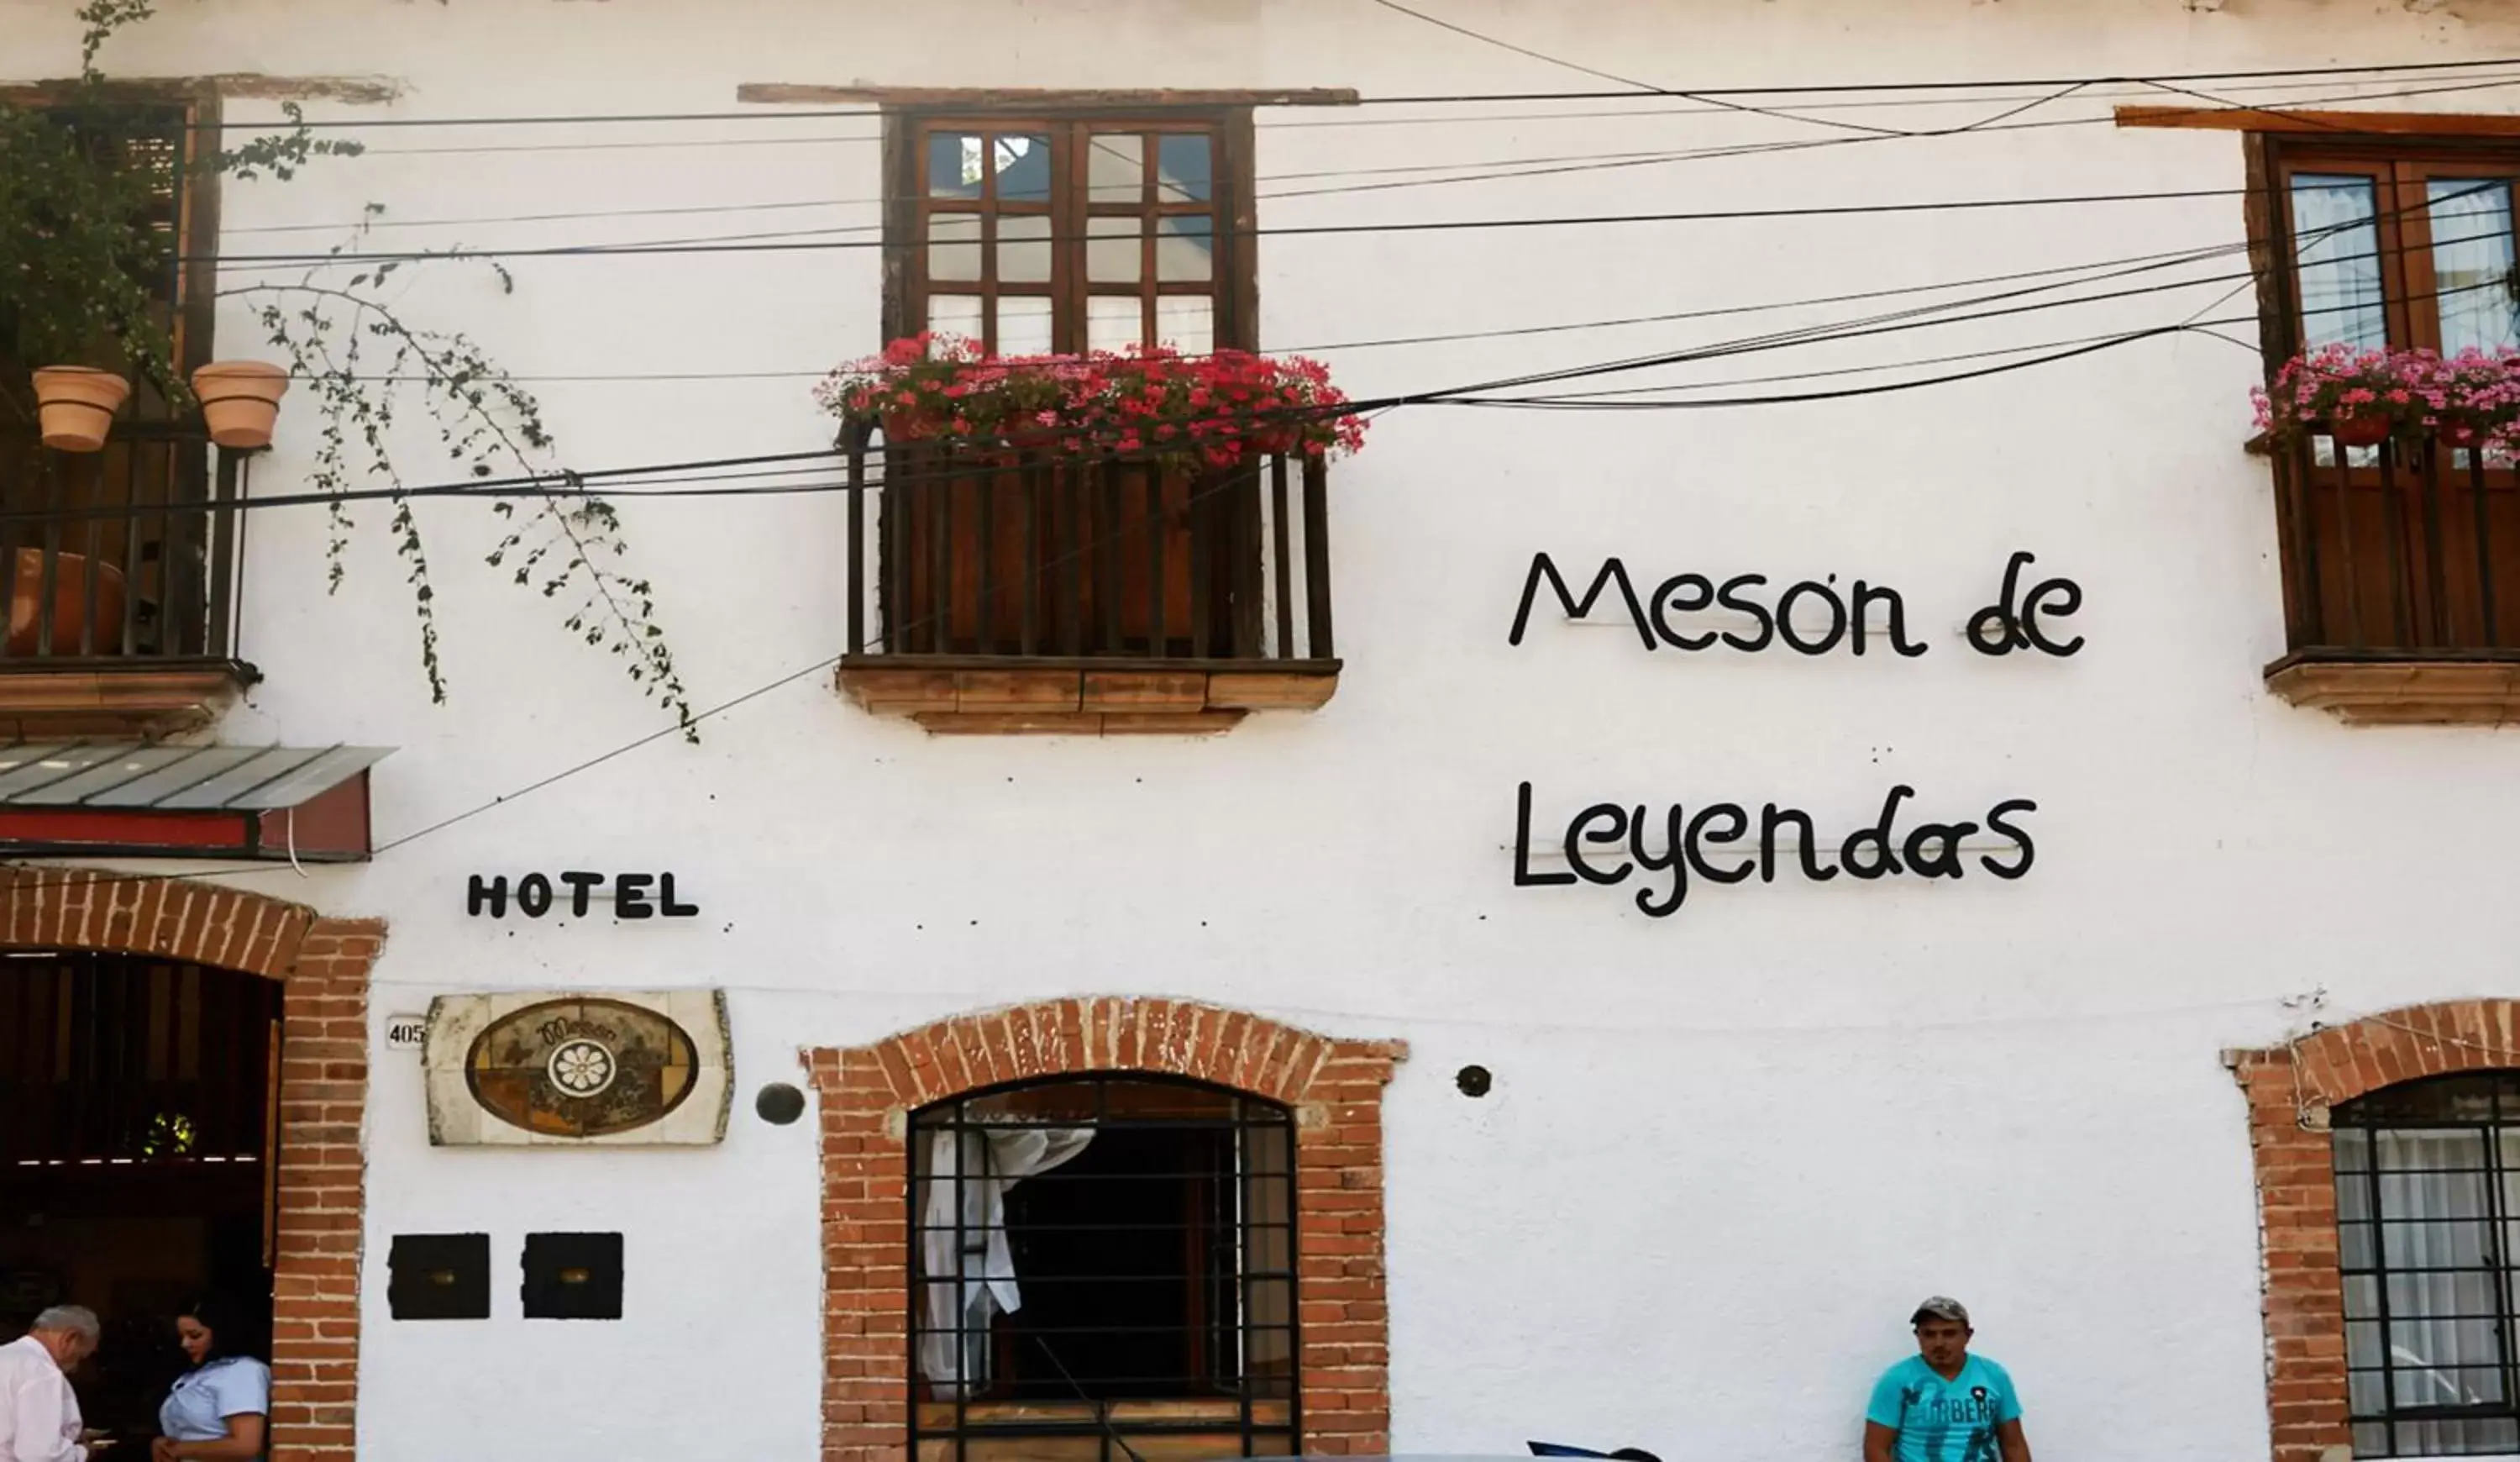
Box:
197, 67, 2520, 257
330, 66, 2520, 160
0, 186, 2492, 890
171, 52, 2520, 132
190, 187, 2256, 266
6, 229, 2495, 533
239, 234, 2265, 383
1357, 0, 1910, 139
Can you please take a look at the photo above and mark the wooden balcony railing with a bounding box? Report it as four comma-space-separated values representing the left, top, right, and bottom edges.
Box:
0, 422, 255, 734
2267, 425, 2520, 723
837, 430, 1341, 733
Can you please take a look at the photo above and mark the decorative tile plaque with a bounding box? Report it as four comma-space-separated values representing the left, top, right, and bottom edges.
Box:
422, 990, 732, 1147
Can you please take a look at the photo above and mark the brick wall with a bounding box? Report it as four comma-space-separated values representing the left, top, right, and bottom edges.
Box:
0, 868, 381, 1462
803, 997, 1406, 1462
2230, 1000, 2520, 1462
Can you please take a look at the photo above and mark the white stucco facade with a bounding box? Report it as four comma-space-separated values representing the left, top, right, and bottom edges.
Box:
11, 2, 2520, 1459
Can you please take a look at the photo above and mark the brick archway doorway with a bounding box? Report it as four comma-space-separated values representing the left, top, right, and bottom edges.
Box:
0, 868, 379, 1462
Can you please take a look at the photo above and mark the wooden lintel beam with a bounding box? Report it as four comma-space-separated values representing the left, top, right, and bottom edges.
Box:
2117, 103, 2520, 137
0, 74, 402, 105
735, 82, 1360, 108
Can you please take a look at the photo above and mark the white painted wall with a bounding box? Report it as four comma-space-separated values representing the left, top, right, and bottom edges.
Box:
13, 1, 2520, 1458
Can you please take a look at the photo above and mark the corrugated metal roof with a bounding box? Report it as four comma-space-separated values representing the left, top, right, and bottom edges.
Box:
0, 743, 394, 810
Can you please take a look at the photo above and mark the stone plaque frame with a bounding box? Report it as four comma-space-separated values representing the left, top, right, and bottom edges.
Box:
423, 989, 732, 1146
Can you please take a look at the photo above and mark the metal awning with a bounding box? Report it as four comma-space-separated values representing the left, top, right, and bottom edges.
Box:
0, 742, 394, 861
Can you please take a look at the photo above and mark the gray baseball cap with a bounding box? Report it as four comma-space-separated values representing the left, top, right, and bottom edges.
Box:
1910, 1296, 1970, 1327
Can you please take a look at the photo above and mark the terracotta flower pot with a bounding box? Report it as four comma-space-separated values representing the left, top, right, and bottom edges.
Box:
2326, 415, 2396, 448
6, 549, 129, 658
30, 367, 131, 454
192, 361, 291, 450
879, 408, 942, 444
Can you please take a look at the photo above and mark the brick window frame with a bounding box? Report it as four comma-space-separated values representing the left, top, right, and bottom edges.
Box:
2230, 1000, 2520, 1462
0, 867, 380, 1462
803, 997, 1404, 1462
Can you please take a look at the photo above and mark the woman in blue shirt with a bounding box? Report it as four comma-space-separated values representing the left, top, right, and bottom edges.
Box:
150, 1298, 268, 1462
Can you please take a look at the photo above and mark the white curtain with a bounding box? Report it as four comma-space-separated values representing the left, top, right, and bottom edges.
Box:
2356, 1127, 2517, 1456
918, 1123, 1094, 1394
2292, 174, 2389, 352
2427, 179, 2520, 358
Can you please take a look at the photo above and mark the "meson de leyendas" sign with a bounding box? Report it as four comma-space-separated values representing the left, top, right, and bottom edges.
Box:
1513, 781, 2035, 918
1508, 548, 2068, 918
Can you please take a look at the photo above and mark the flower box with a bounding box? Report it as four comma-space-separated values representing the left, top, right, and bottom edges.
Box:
819, 334, 1368, 470
2254, 343, 2520, 451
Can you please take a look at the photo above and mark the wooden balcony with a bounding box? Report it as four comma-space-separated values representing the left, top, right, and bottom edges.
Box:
0, 423, 255, 737
837, 433, 1340, 734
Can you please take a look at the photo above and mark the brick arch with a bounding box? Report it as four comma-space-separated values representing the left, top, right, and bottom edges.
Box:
2230, 1000, 2520, 1462
0, 867, 381, 1462
803, 997, 1407, 1462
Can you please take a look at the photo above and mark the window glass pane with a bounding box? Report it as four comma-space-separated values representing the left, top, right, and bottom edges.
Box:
2339, 1128, 2373, 1173
1087, 296, 1142, 352
1156, 215, 1214, 282
2382, 1218, 2492, 1269
994, 133, 1052, 203
2378, 1128, 2488, 1175
2388, 1270, 2502, 1321
2392, 1361, 2507, 1410
2348, 1075, 2515, 1123
1087, 134, 1144, 205
928, 132, 984, 199
2381, 1169, 2491, 1219
2428, 178, 2519, 355
2349, 1370, 2388, 1417
1157, 134, 1213, 203
2343, 1220, 2377, 1270
2349, 1318, 2385, 1369
927, 295, 984, 348
2353, 1422, 2388, 1458
2339, 1172, 2373, 1223
1155, 296, 1214, 355
2388, 1318, 2507, 1391
999, 215, 1052, 284
1088, 217, 1142, 283
2345, 1275, 2382, 1317
997, 297, 1053, 356
928, 213, 982, 282
2453, 1417, 2520, 1454
2293, 173, 2389, 350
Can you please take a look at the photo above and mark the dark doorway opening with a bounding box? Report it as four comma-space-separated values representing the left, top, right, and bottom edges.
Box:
0, 950, 280, 1439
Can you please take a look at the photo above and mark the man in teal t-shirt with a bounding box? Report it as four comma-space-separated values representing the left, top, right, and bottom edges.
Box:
1862, 1296, 2032, 1462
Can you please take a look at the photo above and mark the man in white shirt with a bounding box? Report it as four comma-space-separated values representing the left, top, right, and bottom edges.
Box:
2, 1307, 99, 1462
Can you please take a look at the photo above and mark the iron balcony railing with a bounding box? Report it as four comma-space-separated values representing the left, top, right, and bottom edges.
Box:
2273, 425, 2520, 659
842, 430, 1335, 665
0, 421, 247, 666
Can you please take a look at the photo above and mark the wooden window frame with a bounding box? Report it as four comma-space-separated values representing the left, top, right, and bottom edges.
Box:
881, 104, 1258, 356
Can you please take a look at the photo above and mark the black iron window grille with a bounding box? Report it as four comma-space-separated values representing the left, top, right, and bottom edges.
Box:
909, 1075, 1296, 1462
2335, 1071, 2520, 1458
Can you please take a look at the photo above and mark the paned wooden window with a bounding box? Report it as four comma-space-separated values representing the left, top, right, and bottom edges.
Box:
2269, 144, 2519, 359
894, 113, 1252, 355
